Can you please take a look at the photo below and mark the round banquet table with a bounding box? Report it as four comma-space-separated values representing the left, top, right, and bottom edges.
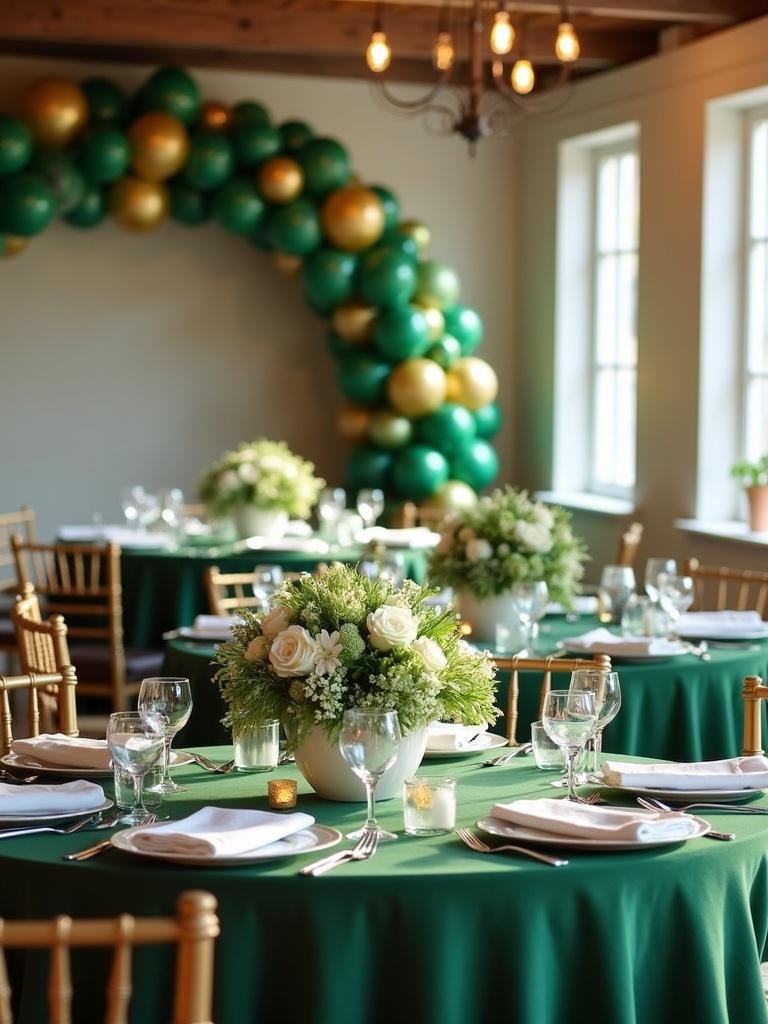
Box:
2, 750, 768, 1024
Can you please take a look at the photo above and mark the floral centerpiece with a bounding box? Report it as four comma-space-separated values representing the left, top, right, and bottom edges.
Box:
213, 563, 498, 800
198, 438, 325, 539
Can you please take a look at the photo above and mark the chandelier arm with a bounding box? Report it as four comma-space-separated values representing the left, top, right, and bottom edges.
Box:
374, 70, 454, 113
490, 61, 573, 114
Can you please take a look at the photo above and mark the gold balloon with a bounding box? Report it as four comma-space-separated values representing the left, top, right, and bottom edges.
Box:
387, 358, 447, 418
21, 76, 88, 148
199, 101, 232, 132
417, 305, 445, 342
446, 357, 498, 410
129, 112, 190, 182
1, 236, 28, 259
258, 157, 304, 204
423, 479, 478, 512
321, 185, 386, 252
110, 176, 169, 232
336, 403, 372, 443
398, 219, 431, 260
273, 251, 303, 277
332, 300, 377, 345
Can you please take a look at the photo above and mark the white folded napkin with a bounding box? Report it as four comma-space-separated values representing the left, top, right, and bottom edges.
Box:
191, 615, 237, 638
602, 755, 768, 791
563, 627, 684, 657
356, 527, 441, 549
131, 806, 315, 857
284, 520, 313, 537
11, 733, 111, 770
0, 779, 105, 815
426, 721, 488, 751
677, 611, 768, 639
490, 797, 700, 842
546, 596, 600, 616
58, 525, 171, 549
244, 536, 330, 553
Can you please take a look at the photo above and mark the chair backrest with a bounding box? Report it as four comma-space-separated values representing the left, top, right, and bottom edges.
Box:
398, 502, 445, 530
493, 653, 613, 746
615, 522, 643, 568
742, 675, 768, 754
0, 507, 35, 595
203, 566, 267, 616
686, 558, 768, 619
0, 889, 219, 1024
0, 669, 78, 756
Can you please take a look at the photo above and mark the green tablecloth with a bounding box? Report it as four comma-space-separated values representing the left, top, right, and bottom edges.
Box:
2, 750, 768, 1024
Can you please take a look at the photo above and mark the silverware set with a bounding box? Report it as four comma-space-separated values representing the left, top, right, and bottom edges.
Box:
480, 742, 533, 768
456, 827, 568, 866
300, 828, 379, 876
64, 813, 152, 861
635, 796, 735, 840
184, 752, 236, 774
0, 810, 121, 842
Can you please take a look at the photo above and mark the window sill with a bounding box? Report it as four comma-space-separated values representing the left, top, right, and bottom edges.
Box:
675, 518, 768, 548
536, 491, 636, 517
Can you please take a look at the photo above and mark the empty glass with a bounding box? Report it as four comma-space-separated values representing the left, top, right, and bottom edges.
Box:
657, 573, 694, 638
252, 565, 284, 612
541, 689, 597, 801
121, 485, 145, 529
138, 677, 193, 794
339, 708, 402, 841
530, 721, 565, 770
356, 489, 385, 530
645, 558, 678, 601
569, 669, 621, 779
107, 711, 165, 825
620, 594, 652, 636
598, 566, 636, 624
510, 581, 549, 654
159, 488, 184, 536
318, 487, 346, 543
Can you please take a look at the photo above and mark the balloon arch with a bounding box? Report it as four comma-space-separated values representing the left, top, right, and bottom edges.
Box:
0, 67, 501, 510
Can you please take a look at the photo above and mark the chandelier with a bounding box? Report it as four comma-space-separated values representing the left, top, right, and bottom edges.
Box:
364, 2, 580, 147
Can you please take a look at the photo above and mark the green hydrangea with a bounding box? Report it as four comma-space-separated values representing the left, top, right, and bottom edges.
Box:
338, 623, 365, 664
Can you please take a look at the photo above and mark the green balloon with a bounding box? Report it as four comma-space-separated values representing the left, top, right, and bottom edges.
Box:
473, 402, 502, 440
139, 66, 200, 125
232, 122, 282, 169
77, 126, 130, 184
357, 247, 417, 308
303, 248, 357, 311
266, 199, 321, 256
451, 439, 499, 491
392, 445, 449, 499
338, 352, 391, 406
347, 446, 392, 491
377, 231, 419, 264
369, 409, 413, 449
170, 180, 211, 225
427, 334, 462, 369
28, 152, 85, 213
82, 78, 128, 123
280, 120, 313, 152
374, 306, 430, 361
444, 305, 484, 355
213, 177, 265, 234
183, 132, 234, 190
63, 185, 106, 228
0, 116, 32, 177
417, 402, 477, 458
232, 101, 271, 127
415, 261, 461, 310
327, 329, 356, 360
297, 138, 350, 196
370, 185, 399, 231
0, 174, 56, 236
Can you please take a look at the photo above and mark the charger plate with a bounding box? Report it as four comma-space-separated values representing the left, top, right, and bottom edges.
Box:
477, 814, 710, 851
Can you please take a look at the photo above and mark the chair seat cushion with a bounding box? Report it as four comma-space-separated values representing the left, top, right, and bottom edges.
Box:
68, 644, 165, 684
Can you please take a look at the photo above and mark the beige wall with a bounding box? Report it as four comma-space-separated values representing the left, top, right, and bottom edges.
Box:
0, 57, 516, 538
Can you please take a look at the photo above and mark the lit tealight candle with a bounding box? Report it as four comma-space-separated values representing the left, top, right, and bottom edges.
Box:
268, 778, 297, 810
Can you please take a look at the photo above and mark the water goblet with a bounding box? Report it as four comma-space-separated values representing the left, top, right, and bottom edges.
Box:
541, 689, 597, 802
568, 669, 622, 780
137, 677, 192, 794
251, 564, 284, 612
121, 485, 146, 530
644, 558, 678, 602
510, 581, 549, 654
339, 708, 402, 841
107, 711, 165, 825
318, 487, 346, 543
657, 573, 694, 639
356, 489, 385, 530
598, 566, 636, 624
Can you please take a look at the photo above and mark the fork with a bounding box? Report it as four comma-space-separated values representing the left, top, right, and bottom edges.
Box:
184, 752, 236, 774
481, 743, 533, 768
456, 828, 568, 866
0, 814, 99, 841
636, 797, 735, 840
300, 828, 379, 876
64, 813, 156, 862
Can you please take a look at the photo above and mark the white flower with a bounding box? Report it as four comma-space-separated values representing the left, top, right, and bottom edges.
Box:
515, 521, 553, 554
366, 605, 419, 651
412, 636, 447, 673
458, 527, 475, 542
497, 542, 511, 557
244, 636, 270, 662
314, 629, 343, 676
268, 625, 317, 677
218, 469, 240, 492
465, 538, 493, 561
238, 461, 260, 484
532, 504, 555, 529
261, 605, 293, 640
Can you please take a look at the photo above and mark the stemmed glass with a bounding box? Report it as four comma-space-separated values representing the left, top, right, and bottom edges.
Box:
510, 581, 549, 654
645, 558, 678, 601
598, 566, 636, 623
317, 488, 346, 543
121, 486, 146, 530
541, 689, 597, 802
356, 489, 385, 530
339, 708, 402, 841
657, 573, 694, 639
137, 677, 193, 794
252, 565, 284, 612
107, 711, 165, 825
569, 669, 622, 781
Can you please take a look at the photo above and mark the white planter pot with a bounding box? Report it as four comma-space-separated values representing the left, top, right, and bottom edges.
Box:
456, 590, 526, 648
232, 506, 288, 541
294, 725, 429, 802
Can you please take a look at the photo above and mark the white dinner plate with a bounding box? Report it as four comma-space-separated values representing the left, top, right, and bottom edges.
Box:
0, 797, 114, 826
422, 733, 508, 759
560, 644, 689, 663
476, 814, 710, 851
0, 750, 194, 779
679, 630, 768, 643
597, 780, 768, 804
110, 823, 342, 866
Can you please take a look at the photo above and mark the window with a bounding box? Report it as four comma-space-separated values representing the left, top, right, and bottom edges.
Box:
744, 113, 768, 462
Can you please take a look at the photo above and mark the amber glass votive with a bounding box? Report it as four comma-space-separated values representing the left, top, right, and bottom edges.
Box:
268, 778, 297, 809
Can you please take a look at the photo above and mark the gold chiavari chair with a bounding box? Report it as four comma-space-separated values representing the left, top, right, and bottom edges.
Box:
741, 675, 768, 754
11, 538, 162, 712
0, 669, 78, 757
203, 565, 302, 616
0, 508, 36, 665
685, 559, 768, 619
493, 653, 613, 746
397, 502, 446, 530
0, 889, 219, 1024
615, 522, 644, 568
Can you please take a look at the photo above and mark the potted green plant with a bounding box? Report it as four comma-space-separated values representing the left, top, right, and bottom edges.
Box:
731, 455, 768, 532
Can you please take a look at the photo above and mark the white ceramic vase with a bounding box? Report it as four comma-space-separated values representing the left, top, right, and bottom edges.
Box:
456, 589, 525, 647
232, 506, 288, 541
293, 725, 429, 802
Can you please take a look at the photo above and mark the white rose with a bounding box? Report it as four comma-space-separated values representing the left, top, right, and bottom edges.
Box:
515, 521, 554, 554
465, 537, 493, 561
238, 461, 260, 484
245, 636, 270, 662
261, 605, 293, 640
218, 469, 240, 493
532, 504, 555, 529
412, 636, 447, 673
268, 625, 317, 677
366, 605, 419, 651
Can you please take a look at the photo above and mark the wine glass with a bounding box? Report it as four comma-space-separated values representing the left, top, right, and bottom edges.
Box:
121, 485, 146, 530
137, 677, 193, 794
107, 711, 165, 825
598, 566, 636, 624
252, 565, 284, 612
339, 708, 402, 841
541, 689, 597, 802
510, 581, 549, 654
137, 491, 160, 530
645, 558, 678, 601
160, 488, 184, 535
657, 573, 694, 638
569, 669, 621, 781
317, 487, 346, 542
356, 489, 385, 530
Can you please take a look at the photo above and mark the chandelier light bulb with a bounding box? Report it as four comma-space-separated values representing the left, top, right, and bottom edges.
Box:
511, 59, 535, 95
433, 31, 455, 72
366, 30, 392, 73
555, 21, 580, 63
490, 10, 515, 55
